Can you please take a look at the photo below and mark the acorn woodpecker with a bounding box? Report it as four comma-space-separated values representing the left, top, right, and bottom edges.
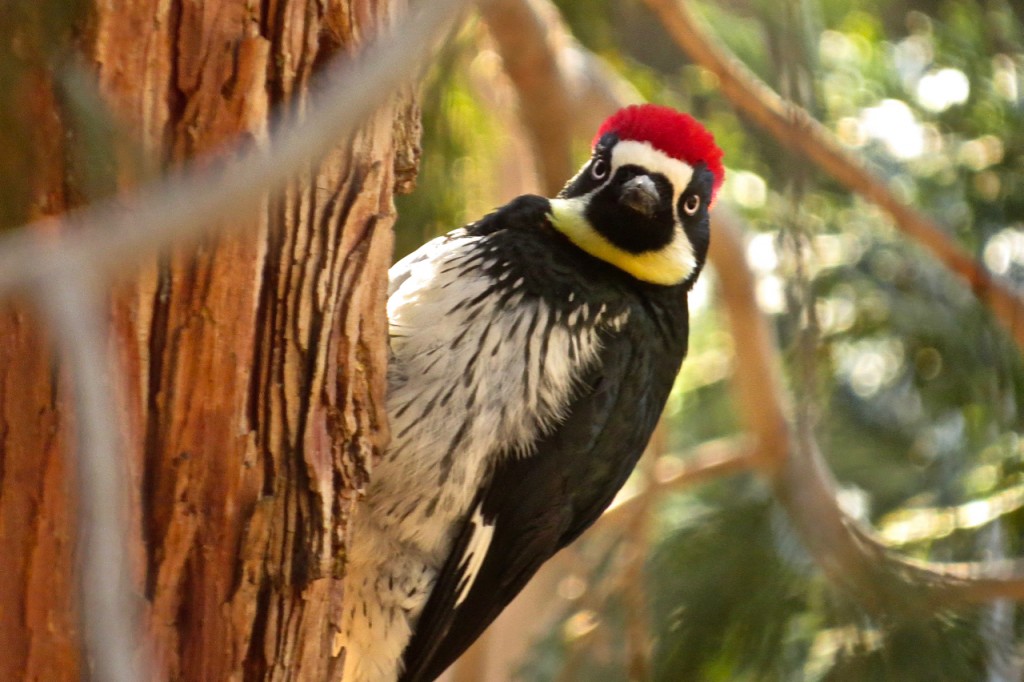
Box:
340, 104, 724, 682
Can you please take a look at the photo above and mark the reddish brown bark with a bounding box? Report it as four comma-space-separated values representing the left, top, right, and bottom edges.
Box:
0, 304, 79, 679
0, 0, 417, 679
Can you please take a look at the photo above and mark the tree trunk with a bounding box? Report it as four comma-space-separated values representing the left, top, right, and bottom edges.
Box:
0, 0, 417, 679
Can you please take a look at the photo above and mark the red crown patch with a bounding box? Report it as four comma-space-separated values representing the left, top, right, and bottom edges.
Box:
595, 104, 725, 199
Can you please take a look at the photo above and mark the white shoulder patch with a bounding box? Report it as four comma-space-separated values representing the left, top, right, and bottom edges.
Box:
455, 505, 495, 606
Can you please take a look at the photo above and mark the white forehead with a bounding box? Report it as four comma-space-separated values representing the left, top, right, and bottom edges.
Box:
611, 140, 694, 199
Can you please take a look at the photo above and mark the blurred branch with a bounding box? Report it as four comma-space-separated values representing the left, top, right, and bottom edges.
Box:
709, 211, 791, 474
878, 481, 1024, 546
0, 0, 474, 297
479, 0, 641, 195
37, 263, 144, 682
774, 422, 1024, 607
713, 208, 1024, 608
564, 46, 644, 138
641, 0, 1024, 353
600, 437, 753, 526
480, 0, 573, 195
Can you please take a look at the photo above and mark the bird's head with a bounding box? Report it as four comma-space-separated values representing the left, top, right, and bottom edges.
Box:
549, 104, 724, 287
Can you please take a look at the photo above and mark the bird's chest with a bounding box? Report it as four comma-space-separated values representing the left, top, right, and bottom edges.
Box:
371, 242, 620, 559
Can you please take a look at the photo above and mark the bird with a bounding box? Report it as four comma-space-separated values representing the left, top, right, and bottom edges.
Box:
339, 103, 724, 682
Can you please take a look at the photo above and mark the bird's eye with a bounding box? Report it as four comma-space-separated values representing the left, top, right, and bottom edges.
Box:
591, 158, 608, 180
682, 194, 701, 215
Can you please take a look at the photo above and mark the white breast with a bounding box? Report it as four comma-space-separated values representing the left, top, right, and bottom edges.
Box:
372, 232, 604, 560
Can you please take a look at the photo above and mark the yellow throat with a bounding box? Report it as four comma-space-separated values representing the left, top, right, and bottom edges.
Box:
547, 197, 696, 286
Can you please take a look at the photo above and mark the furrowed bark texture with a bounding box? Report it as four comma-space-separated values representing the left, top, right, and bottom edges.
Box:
0, 0, 417, 679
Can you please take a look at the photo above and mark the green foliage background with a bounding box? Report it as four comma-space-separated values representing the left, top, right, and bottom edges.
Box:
395, 0, 1024, 679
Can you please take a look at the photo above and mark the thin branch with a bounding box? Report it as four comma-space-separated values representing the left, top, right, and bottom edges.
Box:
641, 0, 1024, 352
36, 261, 146, 682
599, 437, 753, 527
0, 0, 475, 297
479, 0, 643, 195
708, 211, 790, 474
479, 0, 576, 196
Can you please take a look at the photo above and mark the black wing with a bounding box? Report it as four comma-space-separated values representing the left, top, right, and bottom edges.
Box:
399, 323, 681, 682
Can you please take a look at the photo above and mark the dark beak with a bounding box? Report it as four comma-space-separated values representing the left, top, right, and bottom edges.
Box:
618, 175, 660, 218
